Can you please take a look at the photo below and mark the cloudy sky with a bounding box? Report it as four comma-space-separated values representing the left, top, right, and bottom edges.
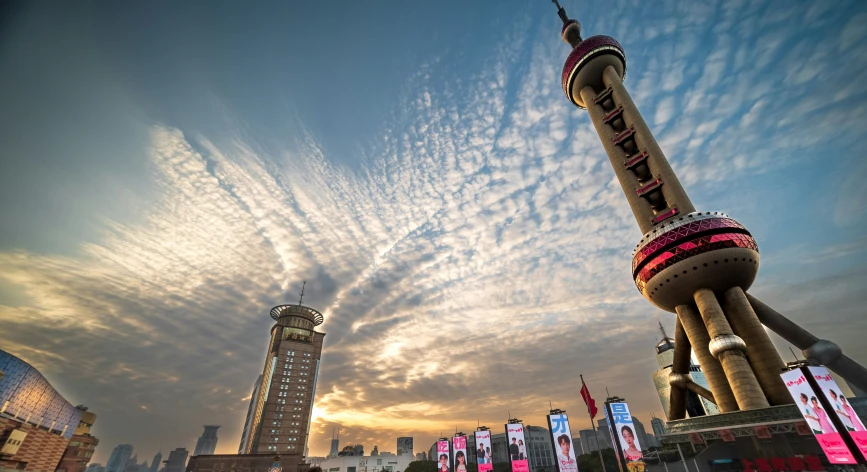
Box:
1, 0, 866, 464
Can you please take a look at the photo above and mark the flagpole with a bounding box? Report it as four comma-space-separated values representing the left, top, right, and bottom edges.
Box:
581, 375, 607, 472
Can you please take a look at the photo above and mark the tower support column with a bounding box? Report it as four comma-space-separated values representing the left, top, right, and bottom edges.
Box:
746, 294, 867, 394
667, 319, 691, 420
721, 287, 790, 405
675, 303, 738, 412
693, 289, 768, 410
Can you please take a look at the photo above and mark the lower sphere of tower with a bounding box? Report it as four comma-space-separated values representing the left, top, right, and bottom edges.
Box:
632, 212, 759, 312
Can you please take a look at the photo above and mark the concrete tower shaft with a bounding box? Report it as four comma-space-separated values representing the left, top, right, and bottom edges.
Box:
577, 64, 695, 233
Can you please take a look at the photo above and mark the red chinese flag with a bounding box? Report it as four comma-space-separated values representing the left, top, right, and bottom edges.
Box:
580, 381, 598, 419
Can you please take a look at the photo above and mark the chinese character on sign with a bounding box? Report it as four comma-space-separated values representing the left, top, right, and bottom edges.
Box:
551, 416, 568, 434
611, 404, 630, 422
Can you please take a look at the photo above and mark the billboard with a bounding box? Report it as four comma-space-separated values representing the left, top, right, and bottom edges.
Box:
453, 436, 468, 472
474, 430, 493, 472
808, 366, 867, 460
397, 437, 414, 457
547, 413, 579, 472
505, 423, 529, 472
606, 402, 645, 472
781, 368, 857, 464
436, 440, 451, 472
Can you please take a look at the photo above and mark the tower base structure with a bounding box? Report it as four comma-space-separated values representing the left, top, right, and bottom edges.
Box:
658, 399, 867, 469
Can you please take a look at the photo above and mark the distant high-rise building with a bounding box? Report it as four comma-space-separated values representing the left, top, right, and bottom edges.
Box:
238, 375, 263, 453
240, 300, 326, 455
371, 445, 379, 456
149, 451, 162, 472
571, 436, 583, 456
524, 426, 556, 471
328, 428, 340, 458
397, 437, 413, 457
164, 448, 188, 472
630, 417, 649, 450
122, 456, 146, 472
596, 420, 614, 449
651, 322, 718, 419
86, 464, 106, 472
194, 425, 220, 455
106, 445, 134, 472
650, 416, 666, 438
578, 429, 600, 453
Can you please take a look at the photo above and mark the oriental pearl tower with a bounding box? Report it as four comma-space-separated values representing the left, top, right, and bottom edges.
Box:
552, 1, 867, 419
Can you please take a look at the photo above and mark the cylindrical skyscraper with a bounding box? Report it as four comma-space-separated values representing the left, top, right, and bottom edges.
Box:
553, 1, 867, 419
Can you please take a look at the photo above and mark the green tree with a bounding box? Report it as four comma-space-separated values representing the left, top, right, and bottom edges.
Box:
576, 448, 619, 472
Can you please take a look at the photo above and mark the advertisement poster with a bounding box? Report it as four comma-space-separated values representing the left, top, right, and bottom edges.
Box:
754, 426, 771, 439
607, 402, 645, 472
453, 436, 468, 472
808, 366, 867, 460
795, 422, 812, 436
437, 440, 451, 472
505, 423, 529, 472
781, 369, 857, 464
547, 413, 579, 472
719, 430, 734, 443
474, 430, 493, 472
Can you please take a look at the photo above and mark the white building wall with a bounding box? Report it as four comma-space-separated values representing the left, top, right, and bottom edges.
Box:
318, 455, 415, 472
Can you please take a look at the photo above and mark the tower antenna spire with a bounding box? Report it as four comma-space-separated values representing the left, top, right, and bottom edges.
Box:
656, 317, 668, 339
551, 0, 569, 24
551, 0, 582, 46
299, 280, 306, 305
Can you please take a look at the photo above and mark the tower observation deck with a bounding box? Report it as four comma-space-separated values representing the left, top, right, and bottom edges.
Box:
552, 0, 867, 420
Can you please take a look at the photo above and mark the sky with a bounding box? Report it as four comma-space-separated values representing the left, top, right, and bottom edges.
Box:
1, 0, 866, 464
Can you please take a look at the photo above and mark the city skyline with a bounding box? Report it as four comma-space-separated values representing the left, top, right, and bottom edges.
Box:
1, 0, 866, 465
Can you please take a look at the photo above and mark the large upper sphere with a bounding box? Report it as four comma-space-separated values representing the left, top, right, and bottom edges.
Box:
632, 213, 760, 312
562, 35, 626, 109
